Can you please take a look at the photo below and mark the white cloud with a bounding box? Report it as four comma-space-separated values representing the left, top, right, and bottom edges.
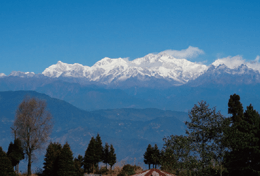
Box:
247, 55, 260, 71
212, 55, 245, 69
212, 55, 260, 72
160, 46, 204, 59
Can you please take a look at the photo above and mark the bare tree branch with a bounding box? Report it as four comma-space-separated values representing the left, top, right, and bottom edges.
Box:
13, 97, 53, 176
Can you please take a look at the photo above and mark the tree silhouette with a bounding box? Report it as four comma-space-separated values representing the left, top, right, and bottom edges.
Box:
7, 138, 24, 173
84, 137, 97, 173
0, 146, 16, 176
108, 144, 116, 170
224, 98, 260, 176
74, 154, 84, 176
143, 144, 153, 169
57, 142, 77, 176
152, 144, 160, 169
103, 143, 110, 169
95, 133, 103, 170
43, 142, 62, 176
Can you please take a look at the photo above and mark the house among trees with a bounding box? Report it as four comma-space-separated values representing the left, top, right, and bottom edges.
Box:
131, 169, 174, 176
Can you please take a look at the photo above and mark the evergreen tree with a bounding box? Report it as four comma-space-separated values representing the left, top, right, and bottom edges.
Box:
151, 144, 160, 169
7, 138, 24, 173
0, 146, 16, 176
143, 144, 153, 169
84, 137, 97, 173
57, 142, 77, 176
74, 155, 84, 176
185, 100, 224, 175
224, 101, 260, 176
95, 134, 104, 168
228, 93, 244, 123
108, 144, 116, 170
103, 143, 110, 169
43, 142, 62, 176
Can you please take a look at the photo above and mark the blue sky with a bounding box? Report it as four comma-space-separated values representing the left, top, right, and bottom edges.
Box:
1, 0, 260, 75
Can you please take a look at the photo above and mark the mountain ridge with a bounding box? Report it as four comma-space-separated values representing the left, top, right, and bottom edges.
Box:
2, 52, 260, 88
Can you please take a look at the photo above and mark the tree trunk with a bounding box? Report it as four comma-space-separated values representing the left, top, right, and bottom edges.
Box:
27, 154, 31, 176
148, 164, 150, 169
220, 164, 222, 176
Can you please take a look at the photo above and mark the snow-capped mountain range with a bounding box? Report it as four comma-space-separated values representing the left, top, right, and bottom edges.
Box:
1, 53, 260, 87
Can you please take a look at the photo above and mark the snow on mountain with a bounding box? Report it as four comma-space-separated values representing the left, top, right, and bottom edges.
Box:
187, 63, 260, 86
207, 64, 257, 75
0, 73, 6, 77
212, 55, 260, 73
9, 71, 35, 77
42, 61, 89, 77
5, 52, 260, 87
42, 53, 208, 85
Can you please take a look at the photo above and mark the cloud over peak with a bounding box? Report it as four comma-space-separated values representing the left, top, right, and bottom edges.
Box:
212, 55, 260, 72
160, 46, 204, 59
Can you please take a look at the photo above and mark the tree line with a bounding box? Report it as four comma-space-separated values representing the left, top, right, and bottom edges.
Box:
143, 94, 260, 176
42, 134, 116, 176
0, 97, 116, 176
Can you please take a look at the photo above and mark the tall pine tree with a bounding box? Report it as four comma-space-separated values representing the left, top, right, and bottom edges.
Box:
74, 154, 84, 176
224, 95, 260, 176
152, 144, 160, 169
143, 144, 153, 169
43, 142, 62, 176
84, 137, 97, 173
95, 134, 103, 169
108, 144, 116, 170
103, 143, 110, 169
57, 142, 77, 176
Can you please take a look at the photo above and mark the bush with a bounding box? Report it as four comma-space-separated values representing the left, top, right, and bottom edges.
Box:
117, 164, 141, 176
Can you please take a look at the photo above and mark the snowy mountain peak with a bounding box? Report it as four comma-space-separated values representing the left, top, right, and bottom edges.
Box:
93, 57, 128, 68
41, 52, 209, 85
0, 73, 6, 77
42, 61, 89, 77
211, 56, 260, 73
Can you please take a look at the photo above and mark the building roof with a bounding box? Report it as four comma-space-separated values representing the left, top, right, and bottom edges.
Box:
131, 169, 174, 176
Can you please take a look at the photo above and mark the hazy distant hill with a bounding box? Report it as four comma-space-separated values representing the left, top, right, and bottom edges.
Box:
0, 90, 186, 169
1, 77, 260, 115
91, 108, 189, 122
